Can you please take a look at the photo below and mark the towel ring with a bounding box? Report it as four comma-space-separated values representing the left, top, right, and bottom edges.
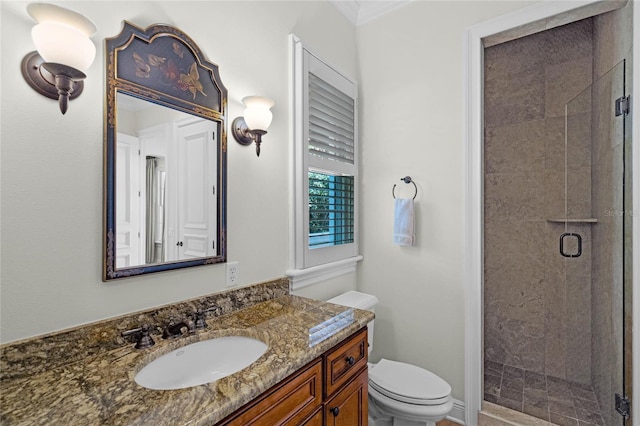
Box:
392, 176, 417, 199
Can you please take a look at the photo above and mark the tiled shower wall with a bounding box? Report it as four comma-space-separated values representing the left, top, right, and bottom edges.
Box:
484, 19, 595, 381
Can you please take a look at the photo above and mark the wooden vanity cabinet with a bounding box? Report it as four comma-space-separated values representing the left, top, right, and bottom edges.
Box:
218, 328, 368, 426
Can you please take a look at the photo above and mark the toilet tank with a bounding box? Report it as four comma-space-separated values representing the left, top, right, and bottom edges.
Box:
327, 291, 378, 354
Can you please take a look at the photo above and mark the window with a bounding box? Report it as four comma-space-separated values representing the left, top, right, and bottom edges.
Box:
288, 35, 361, 288
309, 172, 354, 249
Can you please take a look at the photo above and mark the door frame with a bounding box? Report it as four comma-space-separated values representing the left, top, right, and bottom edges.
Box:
463, 1, 640, 424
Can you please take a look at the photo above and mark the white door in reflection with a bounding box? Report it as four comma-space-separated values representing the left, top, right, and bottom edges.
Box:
176, 118, 217, 260
116, 133, 141, 267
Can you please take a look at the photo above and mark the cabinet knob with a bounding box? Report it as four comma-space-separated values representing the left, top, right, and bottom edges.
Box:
176, 241, 183, 247
346, 356, 355, 365
331, 407, 340, 417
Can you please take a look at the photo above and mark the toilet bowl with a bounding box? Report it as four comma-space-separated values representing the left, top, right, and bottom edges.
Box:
327, 291, 453, 426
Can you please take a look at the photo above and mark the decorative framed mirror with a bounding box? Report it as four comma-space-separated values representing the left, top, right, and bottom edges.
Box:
103, 22, 227, 281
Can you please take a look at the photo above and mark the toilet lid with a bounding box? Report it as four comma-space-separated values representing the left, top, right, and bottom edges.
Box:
369, 359, 452, 405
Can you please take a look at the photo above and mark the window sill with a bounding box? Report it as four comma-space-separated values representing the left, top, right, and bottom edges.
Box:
286, 255, 363, 290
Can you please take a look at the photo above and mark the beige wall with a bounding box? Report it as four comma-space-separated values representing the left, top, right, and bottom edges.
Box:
355, 0, 537, 402
0, 0, 359, 343
0, 0, 548, 409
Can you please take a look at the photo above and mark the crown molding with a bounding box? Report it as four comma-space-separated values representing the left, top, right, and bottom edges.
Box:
329, 0, 410, 26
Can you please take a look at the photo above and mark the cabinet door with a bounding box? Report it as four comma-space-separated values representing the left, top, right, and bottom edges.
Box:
324, 368, 368, 426
220, 360, 322, 426
301, 409, 323, 426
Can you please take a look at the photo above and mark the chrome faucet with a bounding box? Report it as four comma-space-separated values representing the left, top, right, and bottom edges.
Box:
162, 318, 196, 339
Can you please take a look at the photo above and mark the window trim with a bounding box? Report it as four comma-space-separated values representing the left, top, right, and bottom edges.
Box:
287, 34, 361, 289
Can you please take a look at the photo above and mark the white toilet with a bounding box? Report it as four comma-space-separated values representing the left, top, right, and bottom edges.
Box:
328, 291, 453, 426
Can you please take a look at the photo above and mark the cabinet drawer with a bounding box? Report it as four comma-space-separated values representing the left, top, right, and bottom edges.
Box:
221, 359, 322, 426
324, 328, 368, 397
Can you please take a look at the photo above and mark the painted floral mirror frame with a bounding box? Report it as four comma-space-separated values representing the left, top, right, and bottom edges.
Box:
103, 22, 227, 281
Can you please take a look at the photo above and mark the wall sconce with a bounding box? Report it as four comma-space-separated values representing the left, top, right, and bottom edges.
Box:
20, 3, 96, 114
232, 96, 274, 156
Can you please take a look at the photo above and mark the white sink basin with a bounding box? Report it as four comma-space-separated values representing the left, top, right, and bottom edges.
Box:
135, 336, 268, 390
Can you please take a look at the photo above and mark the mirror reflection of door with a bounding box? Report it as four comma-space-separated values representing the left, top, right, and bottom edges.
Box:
115, 133, 140, 268
115, 93, 217, 267
176, 118, 217, 261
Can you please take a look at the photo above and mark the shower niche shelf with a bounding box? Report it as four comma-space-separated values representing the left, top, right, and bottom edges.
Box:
546, 218, 598, 224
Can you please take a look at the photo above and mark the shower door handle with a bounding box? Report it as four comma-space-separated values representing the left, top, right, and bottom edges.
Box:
560, 232, 582, 258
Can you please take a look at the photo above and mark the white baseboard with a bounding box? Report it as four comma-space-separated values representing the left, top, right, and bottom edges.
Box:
446, 398, 466, 425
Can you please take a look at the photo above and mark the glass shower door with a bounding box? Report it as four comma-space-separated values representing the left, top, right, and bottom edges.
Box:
563, 59, 629, 426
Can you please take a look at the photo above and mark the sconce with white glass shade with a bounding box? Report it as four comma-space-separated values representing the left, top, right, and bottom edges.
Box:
20, 3, 97, 114
232, 96, 274, 156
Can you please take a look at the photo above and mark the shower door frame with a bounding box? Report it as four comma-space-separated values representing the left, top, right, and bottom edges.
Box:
463, 1, 640, 425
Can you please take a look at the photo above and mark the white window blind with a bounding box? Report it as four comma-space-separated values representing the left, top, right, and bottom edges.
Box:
308, 71, 355, 252
308, 73, 355, 165
289, 34, 360, 280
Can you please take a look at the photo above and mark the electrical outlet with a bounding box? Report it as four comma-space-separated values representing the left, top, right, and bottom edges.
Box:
226, 262, 239, 287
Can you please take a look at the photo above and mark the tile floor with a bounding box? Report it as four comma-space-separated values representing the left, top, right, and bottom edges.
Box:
484, 360, 606, 426
436, 420, 461, 426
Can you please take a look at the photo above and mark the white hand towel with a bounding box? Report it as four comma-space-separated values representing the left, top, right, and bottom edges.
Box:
393, 198, 415, 246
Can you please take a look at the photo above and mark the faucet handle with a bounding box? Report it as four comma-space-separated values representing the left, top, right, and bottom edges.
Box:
121, 324, 155, 349
193, 306, 219, 329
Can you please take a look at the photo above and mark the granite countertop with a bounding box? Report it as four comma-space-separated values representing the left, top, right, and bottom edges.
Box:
0, 295, 373, 425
